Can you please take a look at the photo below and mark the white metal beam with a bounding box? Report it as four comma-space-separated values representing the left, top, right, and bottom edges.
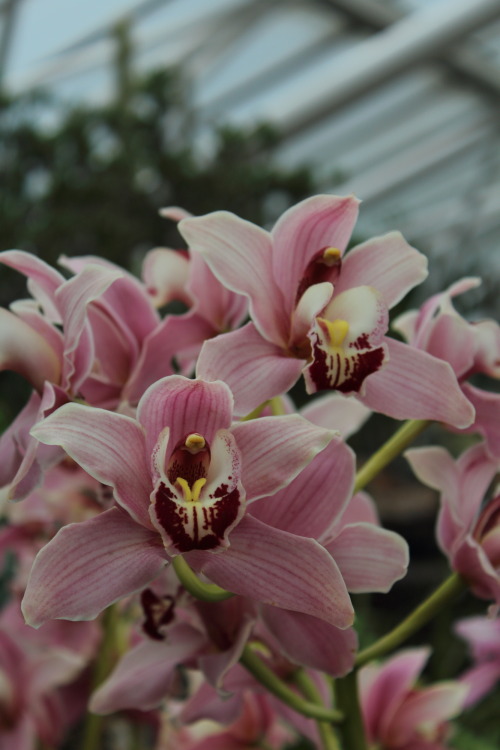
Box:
273, 0, 500, 137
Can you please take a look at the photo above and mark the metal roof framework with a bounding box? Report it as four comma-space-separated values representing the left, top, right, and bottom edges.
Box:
3, 0, 500, 308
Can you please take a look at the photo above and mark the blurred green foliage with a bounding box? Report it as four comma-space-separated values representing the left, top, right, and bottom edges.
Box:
0, 22, 316, 308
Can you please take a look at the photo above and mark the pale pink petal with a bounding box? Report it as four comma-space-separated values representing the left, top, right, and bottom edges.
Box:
261, 606, 357, 676
0, 308, 61, 391
457, 443, 498, 527
0, 393, 40, 488
188, 251, 248, 331
196, 323, 304, 417
160, 205, 192, 221
198, 606, 255, 689
7, 383, 66, 500
90, 624, 206, 713
56, 265, 124, 390
301, 393, 371, 439
405, 446, 458, 496
452, 536, 499, 602
289, 282, 333, 348
31, 403, 152, 527
424, 313, 476, 378
0, 249, 64, 321
305, 286, 388, 394
325, 523, 409, 593
455, 616, 500, 661
389, 683, 467, 746
137, 375, 234, 458
125, 314, 214, 403
179, 212, 289, 345
459, 661, 500, 707
361, 337, 475, 427
186, 515, 354, 629
248, 439, 354, 540
22, 508, 167, 627
230, 414, 338, 502
141, 247, 190, 307
360, 648, 430, 741
335, 491, 379, 527
10, 300, 64, 366
461, 384, 500, 460
271, 194, 360, 316
333, 231, 428, 308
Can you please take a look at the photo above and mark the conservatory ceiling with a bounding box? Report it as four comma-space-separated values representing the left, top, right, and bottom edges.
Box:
3, 0, 500, 308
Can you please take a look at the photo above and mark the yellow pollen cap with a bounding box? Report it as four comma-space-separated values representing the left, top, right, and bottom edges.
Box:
318, 317, 349, 347
184, 433, 206, 453
322, 247, 341, 266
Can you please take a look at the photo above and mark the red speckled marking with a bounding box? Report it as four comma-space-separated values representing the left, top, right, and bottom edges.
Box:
308, 333, 385, 393
153, 482, 241, 553
140, 588, 175, 641
295, 247, 342, 304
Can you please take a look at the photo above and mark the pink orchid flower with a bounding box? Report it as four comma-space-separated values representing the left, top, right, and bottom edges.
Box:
455, 616, 500, 707
178, 194, 474, 428
359, 648, 468, 750
22, 375, 352, 631
406, 442, 500, 605
0, 250, 123, 498
0, 599, 99, 750
394, 277, 500, 457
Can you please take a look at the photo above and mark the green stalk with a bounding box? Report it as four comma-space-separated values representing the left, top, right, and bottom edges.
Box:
293, 670, 342, 750
172, 555, 234, 602
240, 646, 344, 723
81, 604, 121, 750
354, 419, 429, 494
355, 572, 465, 668
335, 670, 368, 750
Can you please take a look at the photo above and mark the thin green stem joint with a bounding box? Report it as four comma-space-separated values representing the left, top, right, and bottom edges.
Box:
172, 555, 234, 602
355, 572, 466, 668
293, 670, 342, 750
240, 646, 344, 724
335, 670, 368, 750
354, 419, 429, 494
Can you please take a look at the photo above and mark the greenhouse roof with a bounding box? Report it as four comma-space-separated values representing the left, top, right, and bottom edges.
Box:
3, 0, 500, 306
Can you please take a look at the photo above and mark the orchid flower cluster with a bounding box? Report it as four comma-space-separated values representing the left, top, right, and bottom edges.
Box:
0, 194, 499, 750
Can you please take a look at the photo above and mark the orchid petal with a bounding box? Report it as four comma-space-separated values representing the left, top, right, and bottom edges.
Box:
22, 508, 167, 627
150, 429, 245, 554
0, 249, 64, 321
271, 194, 360, 316
0, 308, 61, 391
333, 231, 428, 308
305, 286, 388, 395
90, 624, 206, 713
249, 439, 354, 540
360, 648, 430, 741
325, 523, 409, 593
137, 375, 234, 459
461, 384, 500, 460
197, 323, 304, 417
141, 247, 190, 307
31, 403, 152, 527
180, 212, 289, 345
301, 392, 371, 439
262, 606, 357, 676
459, 661, 500, 708
186, 515, 354, 628
188, 251, 248, 331
230, 414, 338, 502
335, 491, 379, 527
361, 337, 475, 427
389, 683, 467, 746
290, 282, 333, 348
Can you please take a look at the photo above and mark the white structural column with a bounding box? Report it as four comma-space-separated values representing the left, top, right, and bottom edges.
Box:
278, 0, 500, 136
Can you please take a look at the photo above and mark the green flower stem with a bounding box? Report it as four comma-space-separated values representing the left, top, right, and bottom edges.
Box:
240, 646, 344, 723
293, 670, 342, 750
335, 670, 368, 750
81, 604, 122, 750
354, 419, 430, 494
172, 555, 234, 602
355, 572, 466, 668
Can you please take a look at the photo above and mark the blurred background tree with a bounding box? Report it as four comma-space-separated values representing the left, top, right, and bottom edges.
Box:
0, 20, 316, 306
